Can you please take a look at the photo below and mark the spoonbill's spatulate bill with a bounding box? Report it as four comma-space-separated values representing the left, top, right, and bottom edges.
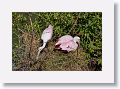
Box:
36, 25, 53, 59
55, 35, 80, 52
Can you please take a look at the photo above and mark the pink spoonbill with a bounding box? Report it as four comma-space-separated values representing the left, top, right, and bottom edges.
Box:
55, 35, 80, 53
36, 25, 53, 59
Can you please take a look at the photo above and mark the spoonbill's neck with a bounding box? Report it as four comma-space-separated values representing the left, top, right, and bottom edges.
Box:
36, 42, 47, 60
73, 39, 80, 46
73, 39, 77, 43
41, 42, 47, 49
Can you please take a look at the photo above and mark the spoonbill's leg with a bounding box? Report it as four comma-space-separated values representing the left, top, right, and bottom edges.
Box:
77, 42, 80, 57
77, 47, 78, 56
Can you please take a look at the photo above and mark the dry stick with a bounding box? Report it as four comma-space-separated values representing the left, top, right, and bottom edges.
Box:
77, 47, 78, 57
18, 28, 25, 33
28, 14, 34, 60
17, 28, 26, 46
36, 37, 41, 59
36, 32, 42, 59
68, 15, 79, 35
36, 48, 41, 60
77, 42, 80, 58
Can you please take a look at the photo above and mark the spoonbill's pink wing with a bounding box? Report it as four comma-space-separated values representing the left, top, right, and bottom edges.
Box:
55, 35, 73, 46
60, 40, 78, 52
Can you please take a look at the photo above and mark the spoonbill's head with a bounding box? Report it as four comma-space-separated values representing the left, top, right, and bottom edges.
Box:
74, 36, 80, 45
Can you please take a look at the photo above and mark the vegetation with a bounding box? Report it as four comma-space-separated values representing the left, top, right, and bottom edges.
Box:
12, 12, 102, 71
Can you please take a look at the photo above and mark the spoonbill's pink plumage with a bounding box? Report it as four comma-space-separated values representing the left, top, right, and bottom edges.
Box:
55, 35, 80, 52
41, 25, 53, 43
36, 25, 53, 59
55, 35, 74, 46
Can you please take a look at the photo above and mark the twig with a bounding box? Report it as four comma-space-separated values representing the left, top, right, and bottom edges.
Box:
28, 13, 34, 60
29, 14, 34, 31
68, 15, 79, 35
18, 28, 25, 33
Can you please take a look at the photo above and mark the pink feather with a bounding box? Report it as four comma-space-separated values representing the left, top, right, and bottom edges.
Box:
55, 35, 79, 52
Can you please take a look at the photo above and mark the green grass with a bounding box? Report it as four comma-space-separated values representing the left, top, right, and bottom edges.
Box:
12, 12, 102, 71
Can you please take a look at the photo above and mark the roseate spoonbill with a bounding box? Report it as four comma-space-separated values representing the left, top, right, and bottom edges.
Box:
36, 25, 53, 59
55, 35, 80, 53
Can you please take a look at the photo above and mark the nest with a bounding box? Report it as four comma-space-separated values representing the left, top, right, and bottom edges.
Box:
12, 31, 91, 71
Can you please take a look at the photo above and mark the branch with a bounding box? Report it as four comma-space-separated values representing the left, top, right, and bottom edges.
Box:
28, 13, 34, 60
68, 14, 79, 35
